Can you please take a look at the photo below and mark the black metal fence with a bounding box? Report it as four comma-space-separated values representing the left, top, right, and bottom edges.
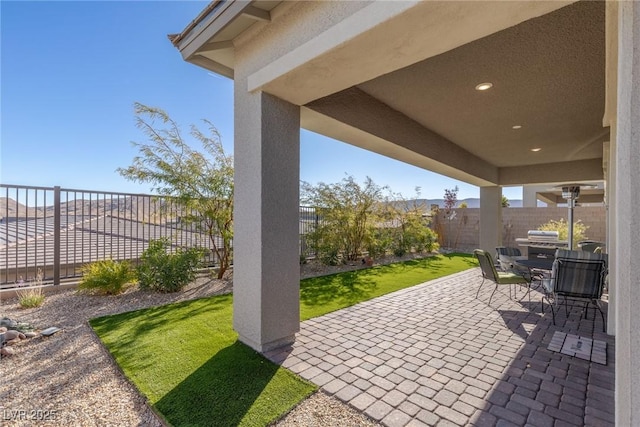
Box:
0, 184, 324, 287
0, 184, 224, 287
299, 205, 321, 259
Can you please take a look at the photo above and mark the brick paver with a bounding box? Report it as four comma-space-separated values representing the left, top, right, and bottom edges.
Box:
264, 269, 615, 426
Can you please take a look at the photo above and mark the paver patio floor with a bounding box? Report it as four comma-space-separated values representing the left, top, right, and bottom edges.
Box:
265, 269, 615, 427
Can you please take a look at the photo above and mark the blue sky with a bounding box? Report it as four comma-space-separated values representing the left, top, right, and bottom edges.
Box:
1, 1, 521, 201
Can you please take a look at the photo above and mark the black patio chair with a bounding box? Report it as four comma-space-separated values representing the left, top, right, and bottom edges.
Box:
495, 246, 520, 271
542, 249, 608, 332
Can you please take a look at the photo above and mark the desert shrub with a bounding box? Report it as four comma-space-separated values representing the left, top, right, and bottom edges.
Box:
537, 218, 588, 248
307, 227, 344, 266
319, 245, 341, 266
392, 244, 408, 257
79, 259, 135, 295
17, 287, 45, 308
387, 207, 440, 256
366, 228, 392, 259
412, 227, 440, 253
301, 176, 384, 263
137, 239, 204, 293
118, 103, 233, 280
16, 268, 46, 307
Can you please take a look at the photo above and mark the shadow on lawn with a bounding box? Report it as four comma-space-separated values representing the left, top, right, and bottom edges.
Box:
90, 294, 233, 372
91, 294, 315, 426
452, 252, 480, 267
300, 254, 477, 309
153, 340, 299, 427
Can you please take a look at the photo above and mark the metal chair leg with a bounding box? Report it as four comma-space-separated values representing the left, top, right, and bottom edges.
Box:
594, 299, 606, 332
476, 278, 486, 299
542, 294, 557, 325
488, 283, 498, 306
582, 301, 591, 320
518, 281, 532, 304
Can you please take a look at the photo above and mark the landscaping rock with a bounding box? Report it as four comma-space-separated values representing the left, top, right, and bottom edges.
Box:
3, 330, 26, 341
0, 317, 36, 333
40, 327, 61, 337
1, 317, 18, 329
1, 346, 15, 357
24, 332, 38, 338
0, 327, 7, 333
6, 338, 21, 346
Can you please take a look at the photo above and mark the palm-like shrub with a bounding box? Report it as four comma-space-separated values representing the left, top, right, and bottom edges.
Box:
79, 259, 135, 295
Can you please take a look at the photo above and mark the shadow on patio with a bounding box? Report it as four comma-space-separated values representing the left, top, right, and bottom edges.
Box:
264, 268, 614, 426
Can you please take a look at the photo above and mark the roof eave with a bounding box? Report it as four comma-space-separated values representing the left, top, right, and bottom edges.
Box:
171, 0, 261, 78
169, 1, 226, 48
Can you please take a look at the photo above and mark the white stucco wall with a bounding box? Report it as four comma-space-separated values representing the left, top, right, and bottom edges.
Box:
235, 1, 371, 82
232, 79, 302, 350
615, 1, 640, 424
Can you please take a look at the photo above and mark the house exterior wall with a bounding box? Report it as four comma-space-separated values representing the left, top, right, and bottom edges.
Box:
234, 1, 371, 79
183, 1, 639, 422
230, 1, 372, 351
614, 1, 640, 424
434, 206, 606, 253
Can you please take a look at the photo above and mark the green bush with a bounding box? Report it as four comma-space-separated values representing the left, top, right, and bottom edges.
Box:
366, 228, 392, 259
137, 239, 204, 293
537, 218, 589, 248
319, 246, 341, 266
79, 259, 135, 295
301, 176, 383, 263
411, 227, 440, 254
388, 213, 440, 257
366, 240, 387, 259
392, 244, 408, 257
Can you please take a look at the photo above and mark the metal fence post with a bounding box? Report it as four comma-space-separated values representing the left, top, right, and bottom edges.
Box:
54, 186, 61, 285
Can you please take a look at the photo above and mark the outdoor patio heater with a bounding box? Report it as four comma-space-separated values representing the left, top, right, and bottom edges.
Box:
560, 184, 580, 250
553, 183, 598, 251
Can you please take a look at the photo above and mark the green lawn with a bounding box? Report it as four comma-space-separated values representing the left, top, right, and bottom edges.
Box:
90, 295, 316, 427
90, 253, 477, 426
300, 253, 478, 320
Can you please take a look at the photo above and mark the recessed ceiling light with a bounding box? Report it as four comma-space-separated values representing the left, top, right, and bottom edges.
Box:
475, 82, 493, 91
512, 125, 522, 129
531, 148, 542, 152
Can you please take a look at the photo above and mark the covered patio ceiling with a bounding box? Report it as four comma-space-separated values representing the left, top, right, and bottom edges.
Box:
173, 0, 608, 188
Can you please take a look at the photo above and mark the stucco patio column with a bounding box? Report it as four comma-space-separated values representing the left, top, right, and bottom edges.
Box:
233, 89, 300, 352
479, 186, 502, 253
606, 139, 617, 337
522, 186, 539, 208
615, 1, 640, 424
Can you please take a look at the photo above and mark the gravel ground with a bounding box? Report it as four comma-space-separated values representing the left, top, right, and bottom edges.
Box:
0, 255, 427, 426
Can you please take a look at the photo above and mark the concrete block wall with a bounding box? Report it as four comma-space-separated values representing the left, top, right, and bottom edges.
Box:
434, 206, 606, 253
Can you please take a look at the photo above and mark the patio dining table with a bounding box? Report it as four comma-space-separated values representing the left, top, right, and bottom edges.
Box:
516, 258, 554, 271
513, 257, 555, 305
